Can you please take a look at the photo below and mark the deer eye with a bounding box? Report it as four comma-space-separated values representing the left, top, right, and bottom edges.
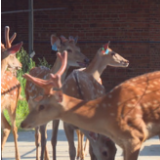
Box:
102, 151, 108, 157
67, 49, 72, 53
111, 52, 115, 56
39, 105, 45, 111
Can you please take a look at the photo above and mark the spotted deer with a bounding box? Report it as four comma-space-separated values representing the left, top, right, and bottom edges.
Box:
52, 42, 129, 160
1, 26, 23, 160
1, 26, 22, 77
24, 35, 89, 160
21, 51, 160, 160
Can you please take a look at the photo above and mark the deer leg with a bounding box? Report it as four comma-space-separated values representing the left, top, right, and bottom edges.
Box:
9, 109, 20, 160
35, 127, 41, 160
80, 131, 85, 160
84, 138, 89, 157
1, 112, 11, 152
124, 149, 140, 160
40, 124, 49, 160
76, 130, 81, 160
51, 120, 60, 160
64, 123, 76, 160
124, 141, 141, 160
89, 143, 96, 160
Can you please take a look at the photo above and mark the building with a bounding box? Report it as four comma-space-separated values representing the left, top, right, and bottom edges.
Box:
1, 0, 160, 90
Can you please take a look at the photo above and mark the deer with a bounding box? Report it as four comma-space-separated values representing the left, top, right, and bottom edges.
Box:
21, 51, 160, 160
1, 26, 22, 77
1, 26, 23, 160
53, 42, 129, 160
24, 35, 89, 160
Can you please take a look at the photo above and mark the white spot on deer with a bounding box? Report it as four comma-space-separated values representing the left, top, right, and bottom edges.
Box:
102, 103, 106, 108
135, 114, 142, 118
110, 89, 114, 93
153, 100, 158, 104
110, 113, 115, 116
96, 104, 99, 107
108, 103, 111, 107
147, 102, 151, 106
29, 83, 33, 87
156, 91, 160, 95
44, 75, 48, 79
149, 84, 154, 88
127, 103, 134, 107
143, 103, 148, 108
65, 85, 68, 89
130, 83, 135, 86
146, 90, 151, 94
108, 94, 112, 98
132, 79, 137, 82
131, 99, 136, 103
153, 81, 158, 85
72, 88, 75, 91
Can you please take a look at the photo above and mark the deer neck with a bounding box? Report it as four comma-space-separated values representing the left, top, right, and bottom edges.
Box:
50, 57, 70, 83
1, 59, 8, 77
57, 94, 106, 133
84, 54, 107, 82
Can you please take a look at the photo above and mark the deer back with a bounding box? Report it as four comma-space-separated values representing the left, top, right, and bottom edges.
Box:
63, 68, 105, 100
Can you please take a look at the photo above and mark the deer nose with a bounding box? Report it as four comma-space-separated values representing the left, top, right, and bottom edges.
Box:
84, 58, 90, 65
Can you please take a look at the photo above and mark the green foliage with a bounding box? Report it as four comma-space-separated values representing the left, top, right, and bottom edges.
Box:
3, 48, 51, 128
37, 57, 52, 69
16, 48, 36, 73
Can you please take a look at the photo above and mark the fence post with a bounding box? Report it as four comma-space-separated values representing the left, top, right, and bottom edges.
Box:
29, 0, 35, 58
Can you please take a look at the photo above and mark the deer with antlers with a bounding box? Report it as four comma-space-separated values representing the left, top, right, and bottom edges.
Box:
21, 50, 160, 160
51, 42, 129, 160
24, 35, 89, 160
1, 26, 23, 160
1, 26, 22, 77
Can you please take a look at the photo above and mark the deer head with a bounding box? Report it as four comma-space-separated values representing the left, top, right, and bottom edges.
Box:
1, 42, 23, 68
1, 26, 23, 76
51, 34, 90, 67
87, 131, 117, 160
97, 42, 129, 68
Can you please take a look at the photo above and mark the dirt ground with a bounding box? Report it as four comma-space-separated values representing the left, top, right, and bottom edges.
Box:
2, 121, 160, 160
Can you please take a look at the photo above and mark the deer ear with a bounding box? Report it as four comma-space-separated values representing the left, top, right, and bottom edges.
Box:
89, 132, 99, 141
74, 36, 78, 44
7, 42, 23, 54
51, 34, 61, 51
60, 35, 68, 43
68, 36, 75, 43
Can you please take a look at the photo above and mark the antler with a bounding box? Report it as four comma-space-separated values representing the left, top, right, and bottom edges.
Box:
55, 51, 68, 76
23, 73, 54, 94
5, 26, 17, 49
1, 42, 5, 51
23, 51, 68, 94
